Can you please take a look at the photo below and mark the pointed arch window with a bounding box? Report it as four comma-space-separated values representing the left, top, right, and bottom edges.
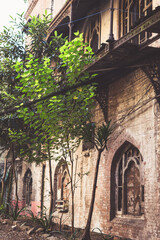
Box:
23, 169, 32, 206
115, 145, 144, 216
54, 163, 70, 212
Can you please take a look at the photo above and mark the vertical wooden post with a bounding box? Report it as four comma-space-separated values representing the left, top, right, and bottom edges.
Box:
107, 0, 115, 49
69, 3, 73, 42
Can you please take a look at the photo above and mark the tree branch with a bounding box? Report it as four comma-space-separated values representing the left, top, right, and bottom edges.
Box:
0, 77, 96, 116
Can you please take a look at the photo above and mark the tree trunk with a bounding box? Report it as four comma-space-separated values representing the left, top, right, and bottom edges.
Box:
81, 149, 102, 240
6, 167, 13, 214
13, 147, 19, 214
6, 145, 15, 214
0, 155, 7, 205
71, 159, 74, 234
48, 144, 53, 216
41, 164, 45, 217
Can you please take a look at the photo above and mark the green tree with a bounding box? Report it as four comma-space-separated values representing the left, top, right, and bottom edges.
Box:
0, 14, 26, 210
13, 32, 96, 232
0, 12, 97, 232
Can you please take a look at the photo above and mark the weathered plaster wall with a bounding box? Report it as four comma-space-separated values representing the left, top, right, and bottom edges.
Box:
16, 162, 42, 214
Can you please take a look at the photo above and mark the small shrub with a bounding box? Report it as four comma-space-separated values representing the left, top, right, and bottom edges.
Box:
7, 203, 25, 220
0, 204, 5, 216
27, 206, 55, 232
26, 209, 38, 223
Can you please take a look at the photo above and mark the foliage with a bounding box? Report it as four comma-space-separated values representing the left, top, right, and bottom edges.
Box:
0, 204, 5, 216
11, 34, 96, 164
0, 9, 96, 160
0, 10, 97, 233
26, 209, 39, 223
27, 206, 56, 231
81, 121, 112, 150
7, 203, 25, 220
37, 213, 54, 231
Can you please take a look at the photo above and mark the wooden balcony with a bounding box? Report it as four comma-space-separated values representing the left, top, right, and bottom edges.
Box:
46, 1, 160, 81
86, 7, 160, 79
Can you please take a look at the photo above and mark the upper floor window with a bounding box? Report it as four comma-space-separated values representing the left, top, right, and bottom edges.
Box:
111, 144, 144, 218
120, 0, 152, 43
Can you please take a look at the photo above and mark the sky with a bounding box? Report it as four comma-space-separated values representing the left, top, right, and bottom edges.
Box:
0, 0, 27, 31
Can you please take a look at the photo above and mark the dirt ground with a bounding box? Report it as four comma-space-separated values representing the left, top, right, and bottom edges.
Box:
0, 223, 45, 240
0, 217, 125, 240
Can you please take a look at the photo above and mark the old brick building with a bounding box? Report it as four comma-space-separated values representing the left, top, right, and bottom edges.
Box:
10, 0, 160, 239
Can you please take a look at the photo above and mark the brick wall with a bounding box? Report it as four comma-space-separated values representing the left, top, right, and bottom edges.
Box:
14, 67, 160, 239
72, 68, 159, 239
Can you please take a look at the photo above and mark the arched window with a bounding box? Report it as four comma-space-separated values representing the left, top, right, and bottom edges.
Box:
120, 0, 152, 43
23, 169, 32, 206
111, 144, 144, 218
54, 162, 70, 212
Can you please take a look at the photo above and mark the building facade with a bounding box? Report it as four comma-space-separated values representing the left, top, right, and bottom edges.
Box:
10, 0, 160, 239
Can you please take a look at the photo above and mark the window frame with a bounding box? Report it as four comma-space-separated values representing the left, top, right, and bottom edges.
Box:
54, 163, 70, 213
115, 146, 144, 217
